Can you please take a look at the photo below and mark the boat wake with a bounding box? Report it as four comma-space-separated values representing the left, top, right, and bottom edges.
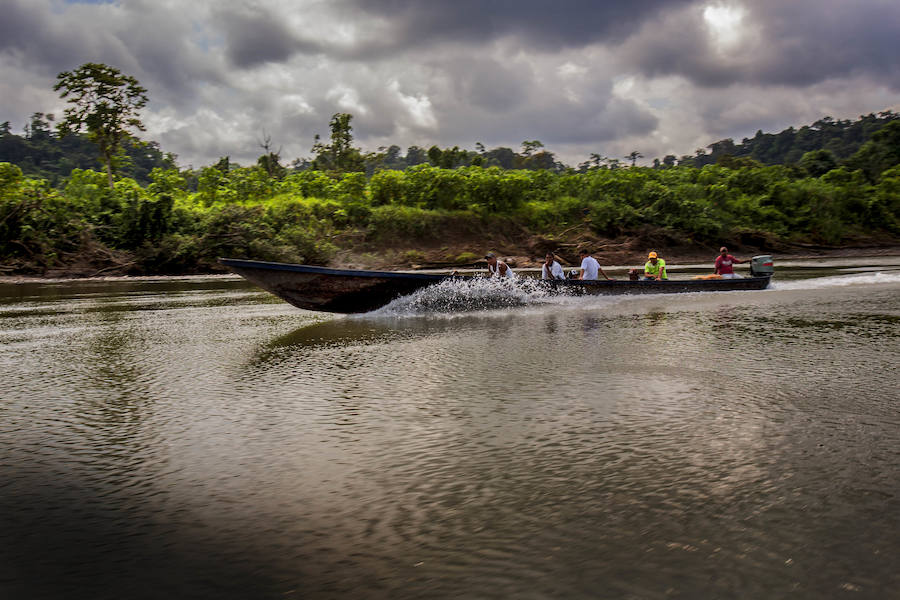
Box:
370, 277, 568, 316
770, 271, 900, 291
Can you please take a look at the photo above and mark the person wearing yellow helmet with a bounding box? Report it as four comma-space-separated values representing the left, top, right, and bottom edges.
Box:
643, 251, 668, 280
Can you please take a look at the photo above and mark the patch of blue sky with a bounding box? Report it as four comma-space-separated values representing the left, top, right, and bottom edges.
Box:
192, 22, 222, 53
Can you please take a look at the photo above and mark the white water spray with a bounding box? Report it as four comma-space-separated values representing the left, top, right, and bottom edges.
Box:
370, 277, 569, 316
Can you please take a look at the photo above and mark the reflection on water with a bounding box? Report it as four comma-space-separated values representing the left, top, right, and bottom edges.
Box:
1, 268, 899, 599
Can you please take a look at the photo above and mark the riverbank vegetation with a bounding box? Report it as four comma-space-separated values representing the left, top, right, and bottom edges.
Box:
3, 147, 899, 275
1, 64, 899, 276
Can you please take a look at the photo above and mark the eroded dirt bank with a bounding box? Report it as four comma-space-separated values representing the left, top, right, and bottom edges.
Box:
3, 238, 899, 284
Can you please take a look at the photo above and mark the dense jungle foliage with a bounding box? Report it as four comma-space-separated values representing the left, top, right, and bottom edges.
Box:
676, 111, 900, 168
3, 130, 899, 274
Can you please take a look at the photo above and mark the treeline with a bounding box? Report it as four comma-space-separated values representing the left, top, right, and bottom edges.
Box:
5, 106, 897, 184
0, 113, 172, 186
2, 150, 899, 275
675, 111, 900, 169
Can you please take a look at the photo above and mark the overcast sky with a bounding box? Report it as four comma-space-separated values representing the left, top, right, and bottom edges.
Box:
2, 0, 899, 168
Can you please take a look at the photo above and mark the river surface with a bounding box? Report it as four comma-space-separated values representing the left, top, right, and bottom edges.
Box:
2, 260, 899, 599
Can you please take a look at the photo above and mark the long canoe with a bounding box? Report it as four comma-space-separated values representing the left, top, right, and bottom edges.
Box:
219, 258, 772, 314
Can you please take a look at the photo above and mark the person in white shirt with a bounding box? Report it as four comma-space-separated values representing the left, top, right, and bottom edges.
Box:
541, 252, 565, 280
578, 249, 611, 281
484, 252, 515, 278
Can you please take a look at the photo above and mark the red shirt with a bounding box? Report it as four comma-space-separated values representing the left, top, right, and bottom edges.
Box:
715, 254, 737, 275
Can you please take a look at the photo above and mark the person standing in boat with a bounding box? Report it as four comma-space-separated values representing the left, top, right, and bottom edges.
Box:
485, 252, 515, 278
714, 246, 746, 279
541, 252, 566, 280
644, 251, 668, 280
578, 249, 611, 281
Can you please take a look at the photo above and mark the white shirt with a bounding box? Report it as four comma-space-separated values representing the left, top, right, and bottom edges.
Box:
580, 256, 600, 280
489, 261, 515, 279
541, 261, 565, 280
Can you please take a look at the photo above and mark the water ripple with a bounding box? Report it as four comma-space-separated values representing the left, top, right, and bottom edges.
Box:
1, 274, 899, 599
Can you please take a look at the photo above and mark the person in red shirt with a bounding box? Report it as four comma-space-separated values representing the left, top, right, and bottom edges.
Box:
714, 246, 747, 278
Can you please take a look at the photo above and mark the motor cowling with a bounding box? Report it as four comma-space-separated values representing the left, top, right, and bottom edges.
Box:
750, 255, 774, 277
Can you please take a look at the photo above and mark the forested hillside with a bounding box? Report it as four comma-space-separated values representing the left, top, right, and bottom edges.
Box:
679, 111, 900, 169
0, 113, 171, 186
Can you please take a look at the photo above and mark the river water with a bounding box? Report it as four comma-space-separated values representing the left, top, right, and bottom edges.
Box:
2, 260, 899, 599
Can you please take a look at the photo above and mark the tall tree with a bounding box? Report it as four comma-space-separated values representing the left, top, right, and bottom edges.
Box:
626, 151, 643, 167
427, 145, 443, 167
311, 112, 364, 172
521, 140, 544, 157
24, 113, 54, 142
257, 131, 286, 179
405, 145, 428, 166
54, 63, 148, 188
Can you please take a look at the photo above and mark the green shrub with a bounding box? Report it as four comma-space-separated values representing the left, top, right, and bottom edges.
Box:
461, 166, 528, 212
281, 170, 337, 199
334, 172, 367, 202
369, 169, 408, 205
0, 162, 24, 196
404, 165, 466, 210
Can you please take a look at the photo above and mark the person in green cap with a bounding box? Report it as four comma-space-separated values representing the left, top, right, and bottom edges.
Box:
643, 251, 668, 280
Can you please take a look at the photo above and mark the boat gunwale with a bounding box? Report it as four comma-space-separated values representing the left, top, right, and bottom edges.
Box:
219, 257, 771, 287
218, 258, 447, 280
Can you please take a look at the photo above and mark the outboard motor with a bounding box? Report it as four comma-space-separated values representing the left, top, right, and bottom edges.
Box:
750, 255, 774, 278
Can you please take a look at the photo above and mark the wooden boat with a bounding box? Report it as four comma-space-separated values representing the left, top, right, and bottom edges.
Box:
219, 257, 774, 314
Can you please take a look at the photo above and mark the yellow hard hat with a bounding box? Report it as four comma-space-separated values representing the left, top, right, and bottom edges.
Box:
648, 251, 658, 259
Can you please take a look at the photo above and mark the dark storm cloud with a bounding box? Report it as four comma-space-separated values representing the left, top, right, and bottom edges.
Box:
338, 0, 697, 53
626, 0, 900, 90
0, 0, 41, 55
447, 57, 531, 113
0, 0, 222, 111
0, 0, 97, 74
749, 0, 900, 87
425, 67, 658, 149
214, 5, 322, 68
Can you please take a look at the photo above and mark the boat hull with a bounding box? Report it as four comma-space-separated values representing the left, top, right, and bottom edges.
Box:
219, 258, 772, 314
220, 258, 445, 313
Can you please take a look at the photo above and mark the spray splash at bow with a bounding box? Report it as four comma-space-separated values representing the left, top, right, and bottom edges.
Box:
370, 277, 569, 316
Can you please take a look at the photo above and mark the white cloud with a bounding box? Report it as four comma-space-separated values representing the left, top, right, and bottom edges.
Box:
389, 81, 437, 130
703, 3, 747, 52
